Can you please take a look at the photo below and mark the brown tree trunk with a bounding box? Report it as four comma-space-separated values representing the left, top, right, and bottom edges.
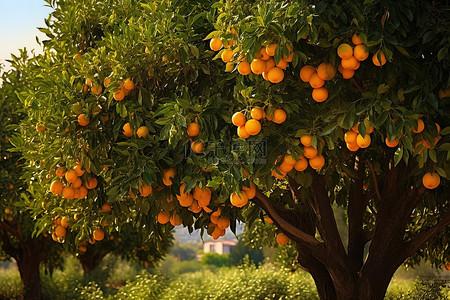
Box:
16, 255, 42, 300
77, 248, 109, 274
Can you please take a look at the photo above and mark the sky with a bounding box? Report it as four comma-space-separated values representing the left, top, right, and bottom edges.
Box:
0, 0, 53, 68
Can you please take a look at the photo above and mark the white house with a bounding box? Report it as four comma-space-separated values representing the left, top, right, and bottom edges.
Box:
203, 239, 237, 255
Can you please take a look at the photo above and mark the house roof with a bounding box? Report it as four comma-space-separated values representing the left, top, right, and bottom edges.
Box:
204, 239, 238, 246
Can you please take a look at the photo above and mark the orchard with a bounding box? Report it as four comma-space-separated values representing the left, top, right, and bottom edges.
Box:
2, 0, 450, 299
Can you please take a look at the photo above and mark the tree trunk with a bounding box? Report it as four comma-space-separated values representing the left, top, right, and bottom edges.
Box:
77, 248, 109, 274
16, 249, 43, 300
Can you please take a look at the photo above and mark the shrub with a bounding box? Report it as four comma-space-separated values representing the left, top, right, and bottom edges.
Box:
201, 253, 231, 267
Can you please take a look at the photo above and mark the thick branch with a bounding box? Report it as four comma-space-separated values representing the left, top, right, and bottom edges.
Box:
0, 226, 19, 258
367, 160, 381, 201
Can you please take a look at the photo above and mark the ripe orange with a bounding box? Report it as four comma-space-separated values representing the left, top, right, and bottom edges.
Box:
238, 61, 251, 75
137, 126, 149, 138
251, 59, 266, 74
91, 84, 102, 95
187, 122, 200, 136
36, 124, 46, 132
65, 169, 78, 183
178, 193, 194, 207
78, 186, 88, 198
210, 38, 223, 51
385, 138, 399, 148
251, 107, 265, 120
300, 65, 316, 82
73, 162, 85, 176
93, 228, 104, 241
265, 59, 276, 73
352, 33, 363, 45
312, 87, 328, 102
237, 126, 250, 138
55, 225, 67, 238
338, 64, 354, 79
230, 191, 248, 208
191, 141, 204, 153
276, 233, 289, 245
157, 211, 170, 224
283, 154, 297, 166
245, 119, 261, 135
276, 58, 288, 69
114, 90, 126, 101
103, 77, 111, 87
294, 155, 308, 171
372, 50, 387, 66
341, 56, 359, 70
309, 155, 325, 170
344, 131, 358, 144
56, 166, 65, 178
123, 122, 133, 137
279, 161, 294, 173
303, 146, 318, 159
317, 63, 336, 81
217, 217, 230, 229
412, 119, 425, 133
85, 78, 92, 86
337, 43, 353, 59
439, 88, 450, 99
232, 112, 246, 127
272, 108, 287, 124
422, 172, 440, 189
300, 135, 312, 147
283, 51, 294, 62
78, 114, 90, 126
242, 182, 256, 199
221, 49, 234, 62
4, 208, 11, 214
267, 67, 284, 83
265, 44, 278, 56
72, 177, 82, 189
139, 182, 153, 197
101, 203, 111, 212
265, 216, 274, 224
354, 45, 369, 61
170, 213, 183, 226
85, 177, 98, 189
259, 48, 270, 60
309, 73, 325, 88
50, 181, 64, 195
356, 134, 371, 148
61, 216, 70, 228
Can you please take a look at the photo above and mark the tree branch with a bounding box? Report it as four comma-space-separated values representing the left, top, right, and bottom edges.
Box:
351, 78, 364, 93
0, 226, 19, 258
367, 160, 381, 201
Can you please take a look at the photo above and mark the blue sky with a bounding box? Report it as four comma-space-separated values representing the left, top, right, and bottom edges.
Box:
0, 0, 53, 65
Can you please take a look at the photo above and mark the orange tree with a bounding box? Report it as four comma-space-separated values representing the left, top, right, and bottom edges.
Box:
12, 0, 450, 299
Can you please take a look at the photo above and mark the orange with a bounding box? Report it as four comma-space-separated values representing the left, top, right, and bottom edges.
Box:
56, 166, 65, 178
283, 51, 294, 62
139, 182, 152, 197
271, 168, 286, 179
188, 200, 201, 213
309, 155, 325, 170
242, 182, 256, 199
193, 186, 212, 206
245, 119, 261, 135
251, 59, 266, 74
230, 191, 248, 208
78, 114, 90, 126
72, 177, 82, 189
300, 65, 316, 82
317, 63, 336, 81
265, 216, 273, 224
352, 33, 363, 45
210, 38, 223, 51
36, 124, 46, 132
262, 71, 270, 81
157, 211, 170, 224
238, 61, 251, 75
354, 45, 369, 61
356, 134, 371, 148
50, 181, 64, 195
267, 67, 284, 83
103, 77, 111, 87
221, 49, 234, 62
422, 172, 440, 189
187, 122, 200, 136
232, 112, 246, 127
294, 155, 308, 171
93, 228, 104, 241
4, 208, 11, 215
78, 186, 88, 199
170, 213, 183, 226
439, 88, 450, 99
217, 217, 230, 229
101, 203, 111, 212
259, 48, 270, 60
191, 141, 204, 153
73, 162, 85, 176
65, 169, 79, 183
251, 107, 265, 120
237, 126, 250, 138
344, 130, 358, 144
341, 56, 358, 70
211, 214, 219, 224
123, 123, 133, 137
91, 84, 102, 95
60, 217, 70, 229
372, 51, 386, 66
275, 58, 287, 70
85, 78, 92, 86
283, 154, 297, 166
272, 108, 287, 124
137, 126, 149, 138
279, 161, 294, 173
412, 119, 424, 133
414, 140, 432, 154
300, 135, 312, 147
338, 64, 354, 79
436, 123, 441, 134
303, 146, 318, 159
55, 225, 67, 238
123, 77, 134, 91
276, 233, 289, 245
265, 44, 278, 56
85, 177, 98, 189
114, 90, 126, 101
312, 87, 328, 102
211, 226, 226, 239
309, 73, 325, 88
179, 193, 194, 207
265, 59, 276, 73
337, 43, 353, 59
385, 138, 399, 148
351, 123, 360, 133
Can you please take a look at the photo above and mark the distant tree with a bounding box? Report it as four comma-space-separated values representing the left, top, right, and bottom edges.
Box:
230, 236, 264, 266
201, 252, 231, 268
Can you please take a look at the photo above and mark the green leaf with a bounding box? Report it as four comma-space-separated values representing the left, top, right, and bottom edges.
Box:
439, 127, 450, 135
394, 147, 403, 166
320, 123, 337, 136
377, 84, 390, 94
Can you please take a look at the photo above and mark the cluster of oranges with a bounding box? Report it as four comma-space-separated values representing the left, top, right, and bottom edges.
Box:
412, 120, 441, 155
187, 122, 204, 154
344, 122, 374, 151
210, 36, 294, 84
50, 163, 98, 200
299, 63, 335, 102
83, 75, 135, 102
231, 107, 287, 138
121, 122, 149, 138
262, 216, 290, 245
52, 216, 71, 242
